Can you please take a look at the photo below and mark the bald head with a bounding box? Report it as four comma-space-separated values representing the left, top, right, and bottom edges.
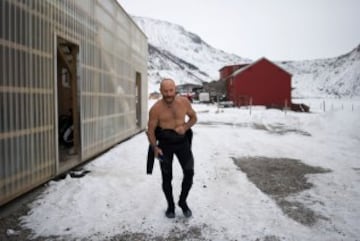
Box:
160, 78, 176, 104
160, 78, 175, 90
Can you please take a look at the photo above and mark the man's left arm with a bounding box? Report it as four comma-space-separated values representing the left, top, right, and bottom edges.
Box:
183, 101, 197, 131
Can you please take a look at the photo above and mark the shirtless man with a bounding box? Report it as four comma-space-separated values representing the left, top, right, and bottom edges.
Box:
147, 78, 197, 218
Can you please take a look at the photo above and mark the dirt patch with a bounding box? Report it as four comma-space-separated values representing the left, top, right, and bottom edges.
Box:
108, 224, 207, 241
233, 156, 331, 226
0, 186, 46, 241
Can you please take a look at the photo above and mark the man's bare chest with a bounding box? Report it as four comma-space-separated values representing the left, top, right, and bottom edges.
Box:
159, 106, 186, 122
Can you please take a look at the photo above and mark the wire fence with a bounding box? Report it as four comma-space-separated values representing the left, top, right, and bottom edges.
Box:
293, 98, 360, 113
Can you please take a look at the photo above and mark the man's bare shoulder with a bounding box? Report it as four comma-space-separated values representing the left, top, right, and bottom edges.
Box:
149, 99, 163, 112
177, 96, 191, 105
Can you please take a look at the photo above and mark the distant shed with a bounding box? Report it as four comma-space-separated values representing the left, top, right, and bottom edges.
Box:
224, 58, 292, 108
219, 64, 249, 80
0, 0, 148, 205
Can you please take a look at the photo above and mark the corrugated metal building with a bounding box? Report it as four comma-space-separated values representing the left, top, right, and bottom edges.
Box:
224, 58, 291, 108
0, 0, 148, 206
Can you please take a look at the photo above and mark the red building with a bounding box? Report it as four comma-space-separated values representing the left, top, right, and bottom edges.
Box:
223, 58, 292, 108
219, 64, 249, 80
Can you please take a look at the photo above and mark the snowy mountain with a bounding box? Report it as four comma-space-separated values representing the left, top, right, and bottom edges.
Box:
133, 16, 250, 92
133, 16, 360, 98
278, 45, 360, 98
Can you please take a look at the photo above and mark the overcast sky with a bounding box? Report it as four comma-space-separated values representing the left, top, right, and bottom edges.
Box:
118, 0, 360, 61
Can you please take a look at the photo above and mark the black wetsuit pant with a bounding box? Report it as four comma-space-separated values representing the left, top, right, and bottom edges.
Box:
158, 129, 194, 209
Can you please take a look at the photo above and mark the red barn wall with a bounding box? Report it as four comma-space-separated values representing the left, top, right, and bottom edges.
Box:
227, 58, 291, 107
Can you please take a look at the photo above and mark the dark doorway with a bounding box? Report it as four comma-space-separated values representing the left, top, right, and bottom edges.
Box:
56, 36, 80, 171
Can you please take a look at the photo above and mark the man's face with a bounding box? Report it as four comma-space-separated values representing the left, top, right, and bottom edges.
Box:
160, 80, 176, 104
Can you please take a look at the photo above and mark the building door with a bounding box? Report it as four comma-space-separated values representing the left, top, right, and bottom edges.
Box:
135, 72, 142, 128
56, 36, 80, 172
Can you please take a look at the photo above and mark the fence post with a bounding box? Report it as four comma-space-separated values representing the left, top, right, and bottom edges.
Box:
249, 97, 252, 116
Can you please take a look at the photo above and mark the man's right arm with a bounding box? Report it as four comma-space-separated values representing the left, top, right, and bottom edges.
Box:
147, 106, 158, 149
147, 106, 164, 157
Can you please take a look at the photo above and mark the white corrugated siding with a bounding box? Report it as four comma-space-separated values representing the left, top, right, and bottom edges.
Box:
0, 0, 148, 205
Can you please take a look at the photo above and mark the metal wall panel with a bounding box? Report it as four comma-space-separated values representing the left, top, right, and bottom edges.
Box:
0, 0, 56, 205
0, 0, 148, 206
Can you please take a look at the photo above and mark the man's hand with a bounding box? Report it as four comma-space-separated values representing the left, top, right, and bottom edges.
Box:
154, 146, 163, 158
175, 124, 187, 135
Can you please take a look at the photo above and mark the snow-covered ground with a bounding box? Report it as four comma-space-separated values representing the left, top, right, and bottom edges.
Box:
19, 98, 360, 241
